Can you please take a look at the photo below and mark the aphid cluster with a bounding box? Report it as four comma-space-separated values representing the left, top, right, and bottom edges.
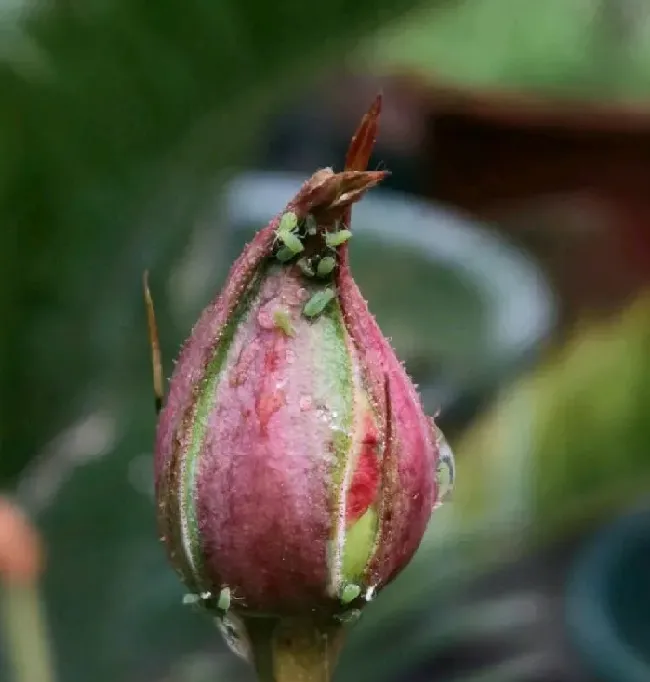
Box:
273, 212, 351, 280
273, 211, 352, 321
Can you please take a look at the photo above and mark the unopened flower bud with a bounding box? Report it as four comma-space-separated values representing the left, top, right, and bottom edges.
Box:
149, 96, 454, 674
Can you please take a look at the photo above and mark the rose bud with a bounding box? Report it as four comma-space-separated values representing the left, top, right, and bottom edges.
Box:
146, 96, 455, 681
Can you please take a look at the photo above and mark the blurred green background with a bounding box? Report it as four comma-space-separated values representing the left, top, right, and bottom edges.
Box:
2, 1, 650, 681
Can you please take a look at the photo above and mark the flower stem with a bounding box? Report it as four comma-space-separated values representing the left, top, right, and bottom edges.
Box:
245, 617, 345, 682
1, 583, 57, 682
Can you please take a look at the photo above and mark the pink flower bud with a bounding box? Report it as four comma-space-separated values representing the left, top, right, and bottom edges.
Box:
153, 97, 453, 630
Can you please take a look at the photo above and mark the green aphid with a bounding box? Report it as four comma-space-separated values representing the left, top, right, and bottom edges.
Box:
276, 246, 296, 263
277, 229, 304, 254
316, 256, 336, 277
273, 308, 295, 337
325, 229, 352, 248
297, 257, 315, 278
217, 586, 231, 611
278, 211, 298, 233
182, 593, 200, 606
303, 288, 336, 319
340, 583, 361, 604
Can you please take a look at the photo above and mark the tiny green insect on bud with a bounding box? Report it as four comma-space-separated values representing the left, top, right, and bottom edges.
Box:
217, 586, 231, 611
277, 229, 304, 254
302, 288, 335, 319
273, 308, 295, 337
325, 229, 352, 247
276, 246, 296, 263
340, 584, 361, 604
297, 257, 315, 278
278, 211, 298, 233
316, 256, 336, 277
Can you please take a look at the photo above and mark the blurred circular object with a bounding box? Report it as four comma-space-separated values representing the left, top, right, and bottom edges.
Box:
566, 507, 650, 682
222, 172, 556, 431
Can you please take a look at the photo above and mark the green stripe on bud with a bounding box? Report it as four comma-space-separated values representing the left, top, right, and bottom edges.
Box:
178, 271, 264, 587
341, 506, 378, 582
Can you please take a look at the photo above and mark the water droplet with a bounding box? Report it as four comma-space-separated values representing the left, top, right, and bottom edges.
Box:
434, 425, 455, 509
299, 395, 313, 411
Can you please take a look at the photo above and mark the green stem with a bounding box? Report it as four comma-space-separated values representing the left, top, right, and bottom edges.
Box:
1, 583, 57, 682
245, 616, 345, 682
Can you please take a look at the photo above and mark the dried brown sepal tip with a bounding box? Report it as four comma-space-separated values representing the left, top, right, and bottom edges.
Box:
345, 93, 382, 172
294, 168, 388, 228
143, 271, 164, 415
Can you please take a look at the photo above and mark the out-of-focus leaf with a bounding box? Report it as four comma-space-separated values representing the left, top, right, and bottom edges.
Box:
364, 0, 650, 100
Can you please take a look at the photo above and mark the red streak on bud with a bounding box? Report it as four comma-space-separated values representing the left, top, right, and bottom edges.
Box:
264, 346, 283, 373
255, 390, 286, 434
345, 417, 380, 525
254, 343, 287, 434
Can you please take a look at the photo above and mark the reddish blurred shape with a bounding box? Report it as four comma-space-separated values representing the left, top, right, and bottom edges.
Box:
416, 81, 650, 322
0, 497, 43, 585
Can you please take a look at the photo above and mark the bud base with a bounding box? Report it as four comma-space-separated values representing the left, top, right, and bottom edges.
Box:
244, 616, 346, 682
